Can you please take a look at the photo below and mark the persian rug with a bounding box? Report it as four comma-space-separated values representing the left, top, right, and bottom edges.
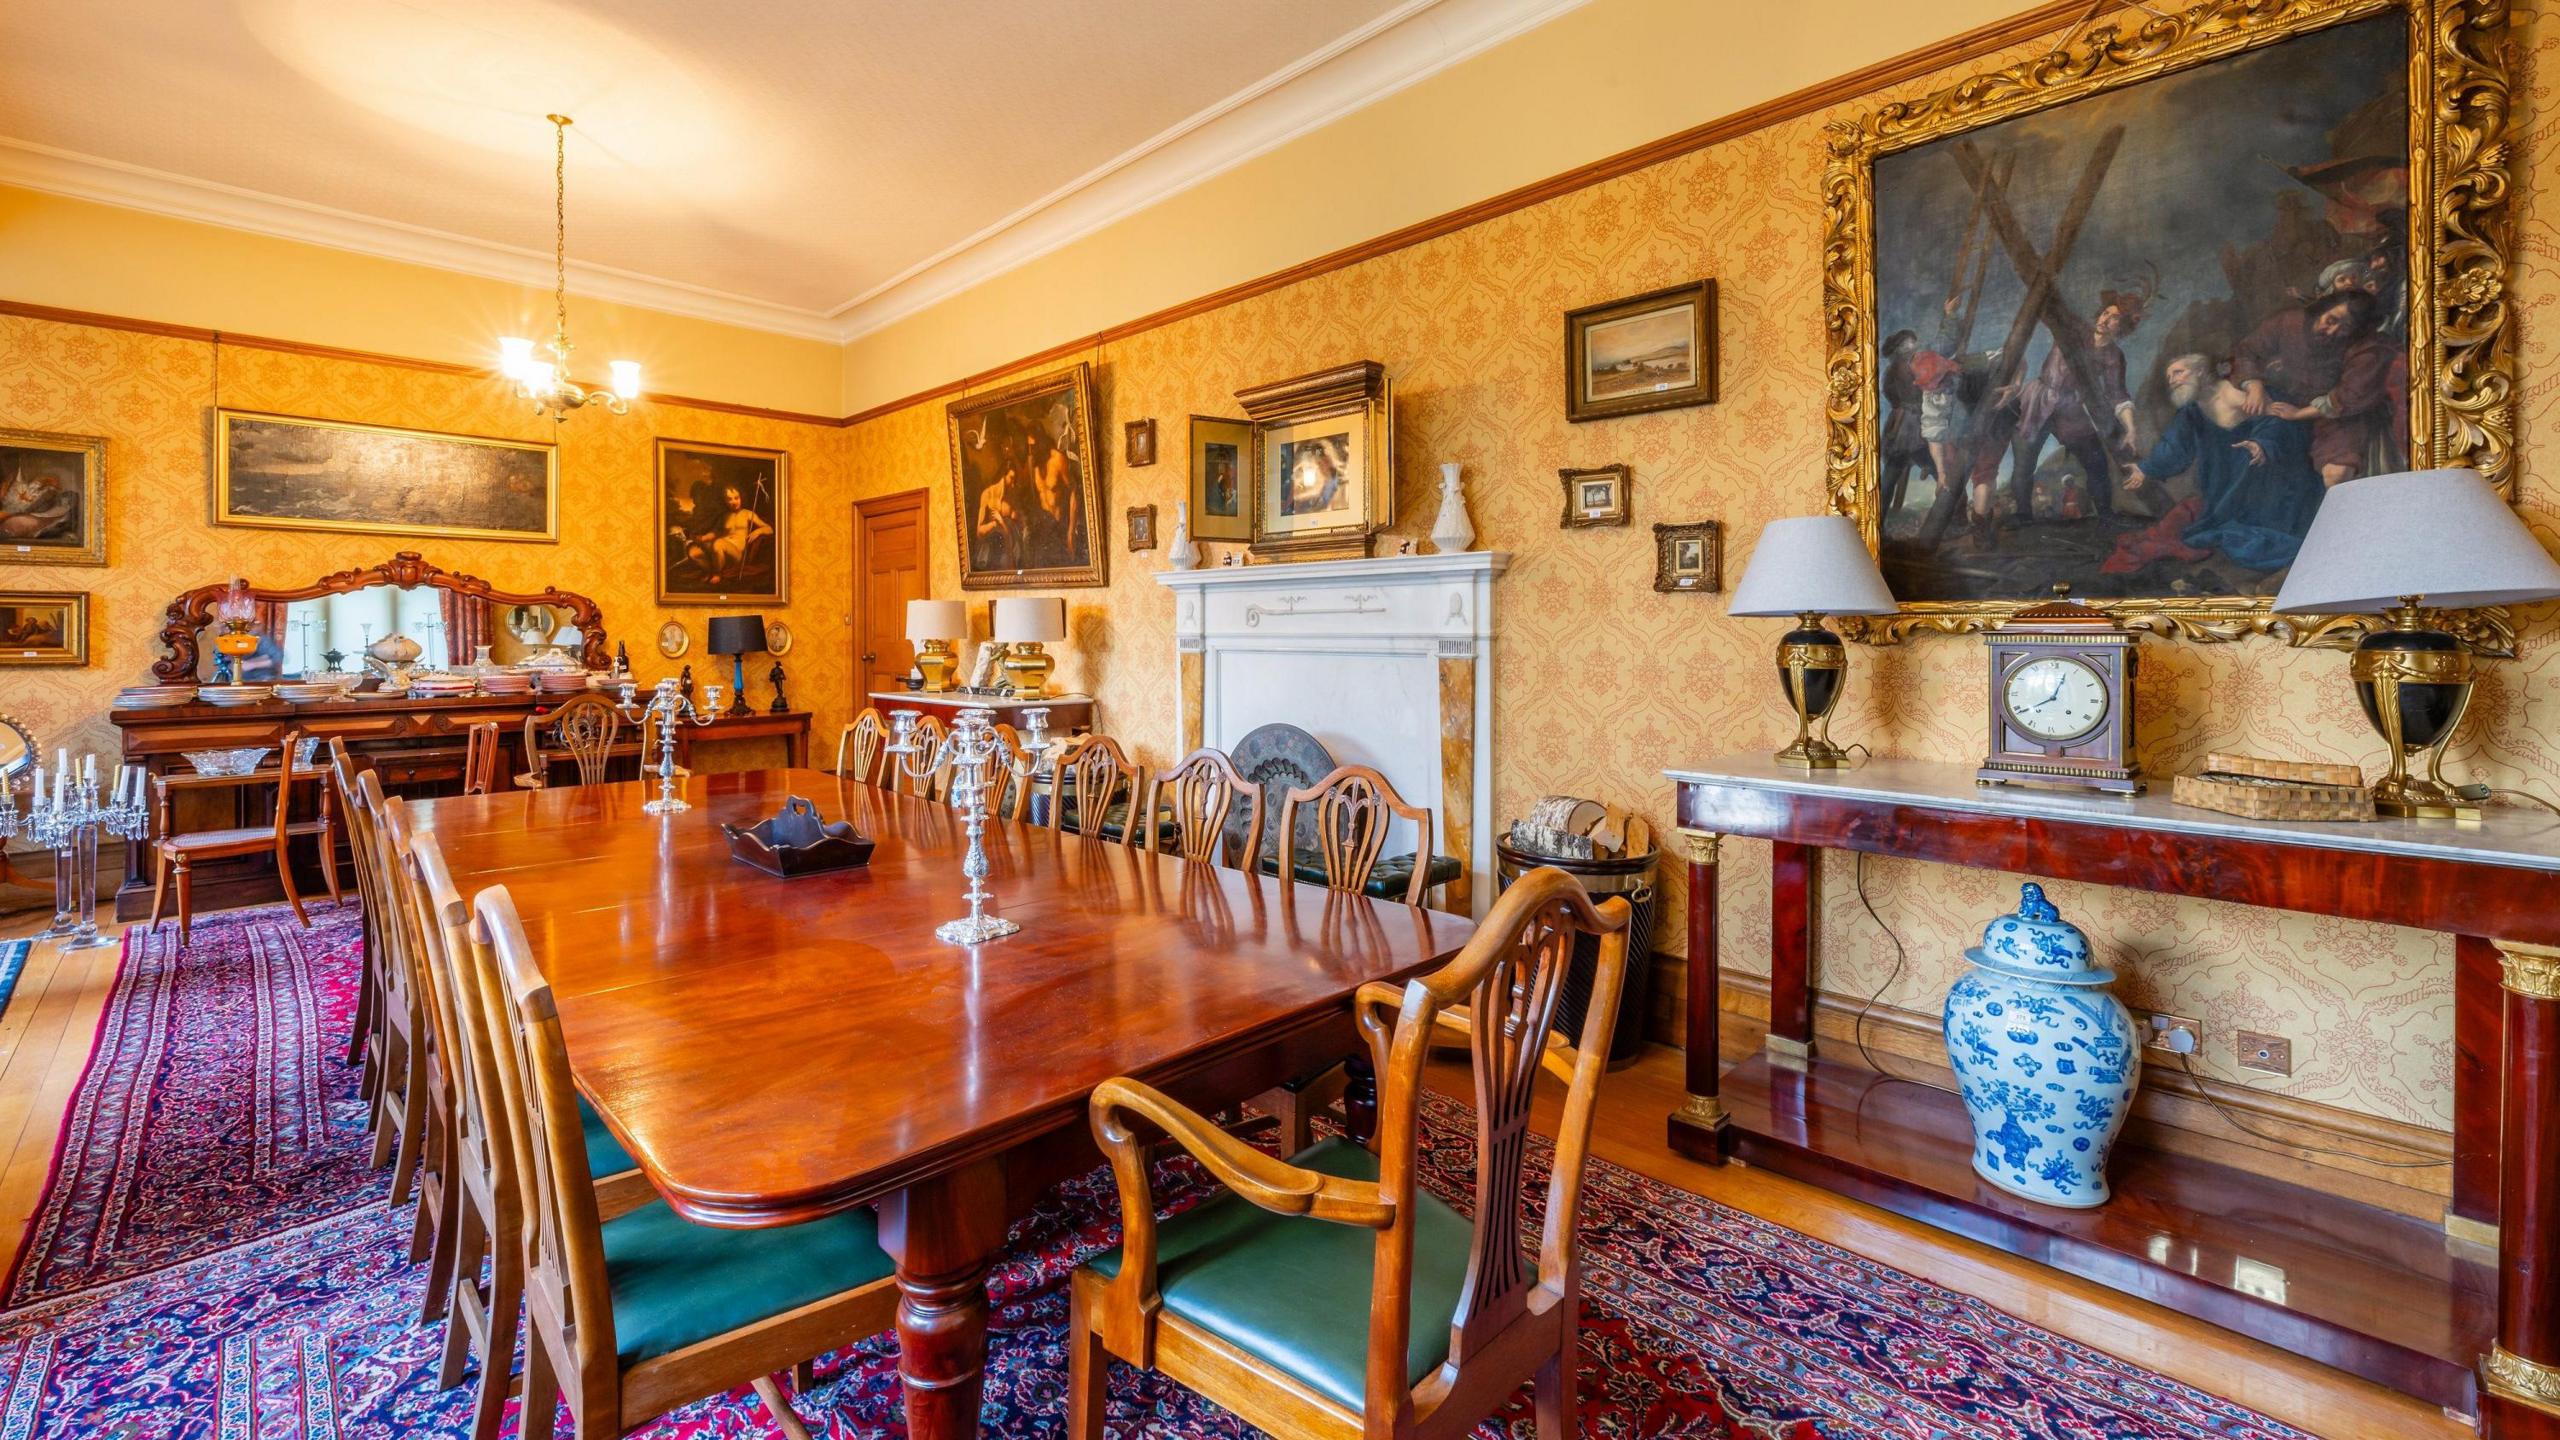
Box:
3, 901, 369, 1305
0, 896, 2314, 1438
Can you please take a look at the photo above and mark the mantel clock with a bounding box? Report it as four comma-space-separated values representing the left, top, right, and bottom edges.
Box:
1978, 586, 2140, 795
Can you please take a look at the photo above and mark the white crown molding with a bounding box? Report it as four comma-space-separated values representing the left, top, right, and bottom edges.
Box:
827, 0, 1591, 340
0, 137, 845, 342
0, 0, 1588, 350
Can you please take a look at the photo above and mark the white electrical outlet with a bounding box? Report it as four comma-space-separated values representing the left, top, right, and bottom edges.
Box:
2141, 1011, 2201, 1056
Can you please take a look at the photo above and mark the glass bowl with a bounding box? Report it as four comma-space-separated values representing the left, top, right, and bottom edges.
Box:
182, 747, 273, 777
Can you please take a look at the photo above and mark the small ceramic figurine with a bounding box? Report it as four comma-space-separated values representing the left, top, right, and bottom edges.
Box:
1429, 462, 1475, 553
678, 664, 695, 707
1942, 883, 2141, 1208
1164, 501, 1200, 570
768, 660, 790, 713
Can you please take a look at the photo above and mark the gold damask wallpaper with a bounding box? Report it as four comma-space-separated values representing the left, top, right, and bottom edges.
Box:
0, 317, 859, 787
840, 0, 2560, 1136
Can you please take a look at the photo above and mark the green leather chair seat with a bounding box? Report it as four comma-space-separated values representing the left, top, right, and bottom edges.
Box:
578, 1096, 639, 1177
1085, 1138, 1472, 1412
1057, 797, 1182, 849
1260, 849, 1464, 901
602, 1199, 895, 1369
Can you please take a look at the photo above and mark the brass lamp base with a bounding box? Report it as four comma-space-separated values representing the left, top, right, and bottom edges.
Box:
1773, 614, 1850, 769
1002, 642, 1054, 700
2351, 600, 2478, 822
915, 638, 957, 692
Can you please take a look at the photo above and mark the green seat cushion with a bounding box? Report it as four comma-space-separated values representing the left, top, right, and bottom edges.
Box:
602, 1199, 896, 1369
1060, 798, 1182, 848
1261, 848, 1464, 900
579, 1096, 639, 1178
1084, 1138, 1472, 1412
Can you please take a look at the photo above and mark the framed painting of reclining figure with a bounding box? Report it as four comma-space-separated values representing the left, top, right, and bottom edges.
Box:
1826, 0, 2516, 651
0, 430, 104, 567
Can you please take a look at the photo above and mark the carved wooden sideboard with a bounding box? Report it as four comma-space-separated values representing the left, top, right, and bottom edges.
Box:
1664, 754, 2559, 1436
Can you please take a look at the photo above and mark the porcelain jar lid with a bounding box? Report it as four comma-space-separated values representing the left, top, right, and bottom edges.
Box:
1967, 882, 2110, 983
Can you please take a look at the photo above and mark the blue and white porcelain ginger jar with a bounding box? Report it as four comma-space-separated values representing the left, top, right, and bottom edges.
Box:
1941, 883, 2140, 1208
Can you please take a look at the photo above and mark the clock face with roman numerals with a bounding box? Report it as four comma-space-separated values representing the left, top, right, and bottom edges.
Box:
2001, 655, 2110, 742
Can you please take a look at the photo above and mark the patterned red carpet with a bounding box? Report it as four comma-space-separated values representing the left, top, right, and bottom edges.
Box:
0, 903, 2316, 1437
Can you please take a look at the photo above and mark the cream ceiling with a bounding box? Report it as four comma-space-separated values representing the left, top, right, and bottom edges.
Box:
0, 0, 1576, 339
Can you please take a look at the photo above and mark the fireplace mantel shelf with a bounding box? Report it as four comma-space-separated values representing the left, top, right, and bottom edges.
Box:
1155, 550, 1510, 591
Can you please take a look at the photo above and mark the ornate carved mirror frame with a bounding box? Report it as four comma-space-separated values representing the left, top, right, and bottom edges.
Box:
152, 551, 610, 681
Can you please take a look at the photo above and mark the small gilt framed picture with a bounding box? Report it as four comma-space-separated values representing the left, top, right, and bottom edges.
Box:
1652, 522, 1722, 594
1564, 280, 1717, 423
0, 429, 106, 567
1559, 465, 1630, 528
1124, 418, 1158, 468
0, 590, 88, 665
1127, 504, 1158, 552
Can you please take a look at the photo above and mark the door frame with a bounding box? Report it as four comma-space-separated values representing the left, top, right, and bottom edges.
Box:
851, 488, 931, 704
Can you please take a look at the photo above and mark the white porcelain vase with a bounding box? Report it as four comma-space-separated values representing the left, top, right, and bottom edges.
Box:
1941, 883, 2141, 1208
1164, 500, 1200, 570
1429, 463, 1474, 553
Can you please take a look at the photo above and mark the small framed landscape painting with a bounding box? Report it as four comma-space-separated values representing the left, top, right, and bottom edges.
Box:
0, 591, 86, 665
1652, 522, 1722, 594
948, 364, 1106, 590
215, 410, 557, 542
1564, 280, 1718, 423
1187, 415, 1254, 542
658, 439, 789, 605
1559, 464, 1631, 527
0, 430, 105, 567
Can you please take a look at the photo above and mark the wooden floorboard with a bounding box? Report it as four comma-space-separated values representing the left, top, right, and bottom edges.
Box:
0, 903, 2464, 1437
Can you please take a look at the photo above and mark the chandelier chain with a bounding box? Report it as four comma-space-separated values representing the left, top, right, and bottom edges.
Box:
551, 115, 569, 351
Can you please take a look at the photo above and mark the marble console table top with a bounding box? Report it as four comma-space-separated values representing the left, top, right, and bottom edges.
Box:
1667, 753, 2560, 875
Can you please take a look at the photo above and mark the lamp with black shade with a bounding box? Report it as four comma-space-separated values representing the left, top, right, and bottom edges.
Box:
1728, 515, 1899, 768
2271, 468, 2560, 819
706, 614, 767, 718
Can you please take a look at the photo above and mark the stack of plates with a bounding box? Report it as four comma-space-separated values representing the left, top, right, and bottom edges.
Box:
409, 674, 477, 699
534, 669, 591, 694
478, 671, 535, 697
273, 681, 345, 703
199, 684, 275, 706
114, 683, 199, 709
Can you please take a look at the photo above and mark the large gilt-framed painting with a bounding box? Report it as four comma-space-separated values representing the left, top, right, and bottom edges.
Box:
1826, 0, 2514, 650
215, 410, 557, 543
948, 364, 1105, 590
0, 430, 105, 567
657, 439, 789, 604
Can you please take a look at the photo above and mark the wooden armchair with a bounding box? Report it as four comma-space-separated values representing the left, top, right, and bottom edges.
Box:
376, 795, 467, 1309
835, 706, 889, 784
1150, 746, 1263, 867
891, 712, 950, 800
1069, 868, 1631, 1439
987, 723, 1037, 822
463, 721, 502, 795
1048, 734, 1150, 847
146, 728, 341, 948
516, 693, 623, 790
328, 738, 387, 1088
349, 771, 430, 1206
475, 883, 903, 1439
1279, 764, 1434, 906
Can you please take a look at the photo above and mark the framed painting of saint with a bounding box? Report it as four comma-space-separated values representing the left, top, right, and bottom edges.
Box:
948, 364, 1106, 591
1825, 0, 2515, 650
657, 439, 788, 604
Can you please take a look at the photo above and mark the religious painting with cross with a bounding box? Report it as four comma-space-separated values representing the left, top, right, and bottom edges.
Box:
1822, 0, 2518, 649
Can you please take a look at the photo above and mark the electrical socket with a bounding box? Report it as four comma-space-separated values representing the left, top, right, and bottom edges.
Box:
2139, 1011, 2201, 1056
2237, 1030, 2293, 1076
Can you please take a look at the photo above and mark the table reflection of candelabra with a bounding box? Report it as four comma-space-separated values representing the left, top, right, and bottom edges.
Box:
616, 678, 721, 815
888, 706, 1018, 944
4, 754, 147, 952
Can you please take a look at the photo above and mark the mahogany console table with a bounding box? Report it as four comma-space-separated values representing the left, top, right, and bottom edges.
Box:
1665, 755, 2559, 1435
673, 708, 811, 770
865, 690, 1095, 737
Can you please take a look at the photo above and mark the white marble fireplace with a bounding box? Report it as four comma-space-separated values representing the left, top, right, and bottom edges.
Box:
1157, 551, 1508, 914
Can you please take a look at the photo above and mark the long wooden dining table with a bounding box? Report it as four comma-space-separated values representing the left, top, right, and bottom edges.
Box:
411, 766, 1476, 1438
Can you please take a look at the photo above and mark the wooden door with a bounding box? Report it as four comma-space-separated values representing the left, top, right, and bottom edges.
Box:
853, 490, 930, 699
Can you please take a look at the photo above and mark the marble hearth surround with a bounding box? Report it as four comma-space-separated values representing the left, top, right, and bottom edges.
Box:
1158, 552, 1508, 916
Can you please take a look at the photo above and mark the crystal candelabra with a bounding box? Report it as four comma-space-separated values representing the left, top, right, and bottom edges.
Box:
615, 678, 721, 815
887, 705, 1019, 944
5, 754, 148, 952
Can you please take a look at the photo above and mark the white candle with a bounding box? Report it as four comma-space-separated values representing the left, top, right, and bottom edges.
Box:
31, 764, 43, 811
81, 754, 95, 786
52, 764, 66, 809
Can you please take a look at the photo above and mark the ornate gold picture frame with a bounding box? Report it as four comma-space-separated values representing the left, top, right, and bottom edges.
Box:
948, 364, 1107, 591
1823, 0, 2513, 651
214, 410, 558, 543
1238, 360, 1393, 562
0, 590, 87, 666
0, 429, 105, 567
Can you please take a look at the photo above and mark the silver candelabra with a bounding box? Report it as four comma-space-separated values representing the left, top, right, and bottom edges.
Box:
4, 754, 148, 952
887, 705, 1019, 944
616, 678, 721, 815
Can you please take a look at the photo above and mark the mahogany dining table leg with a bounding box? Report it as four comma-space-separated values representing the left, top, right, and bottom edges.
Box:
877, 1158, 1010, 1438
2481, 942, 2560, 1437
1667, 829, 1727, 1162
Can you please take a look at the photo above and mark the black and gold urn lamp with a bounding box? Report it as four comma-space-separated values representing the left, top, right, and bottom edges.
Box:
2273, 469, 2560, 820
1729, 516, 1899, 768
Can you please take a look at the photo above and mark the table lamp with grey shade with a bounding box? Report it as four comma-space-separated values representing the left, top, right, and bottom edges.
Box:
706, 615, 767, 716
2271, 468, 2560, 820
1728, 515, 1899, 768
992, 596, 1067, 700
906, 599, 966, 691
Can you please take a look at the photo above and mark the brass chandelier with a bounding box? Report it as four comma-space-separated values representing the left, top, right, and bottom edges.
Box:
498, 115, 639, 421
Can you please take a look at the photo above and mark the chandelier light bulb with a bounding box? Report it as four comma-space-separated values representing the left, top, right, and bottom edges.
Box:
609, 359, 642, 399
522, 358, 557, 393
498, 335, 534, 379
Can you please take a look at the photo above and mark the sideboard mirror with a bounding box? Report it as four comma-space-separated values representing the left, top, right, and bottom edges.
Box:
153, 552, 610, 682
0, 713, 31, 783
